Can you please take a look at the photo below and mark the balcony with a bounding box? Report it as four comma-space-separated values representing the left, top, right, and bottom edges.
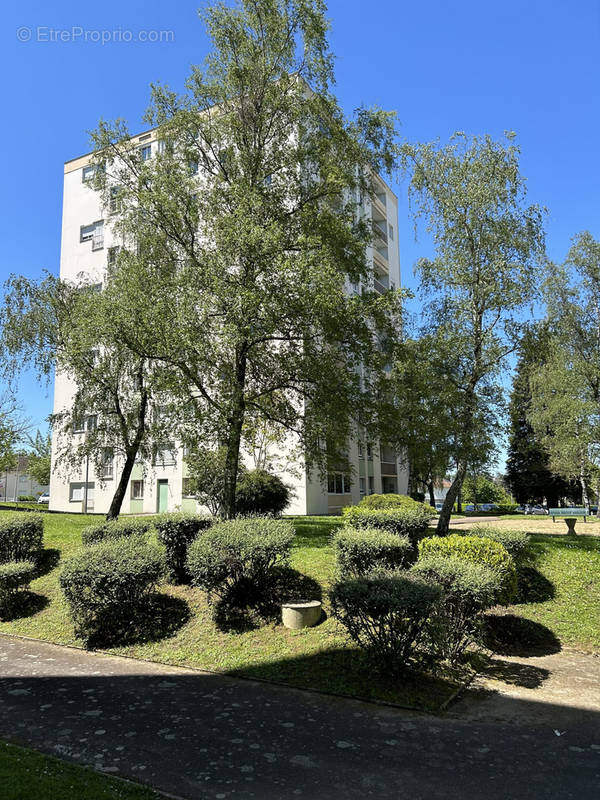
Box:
380, 461, 397, 476
373, 220, 388, 246
373, 278, 387, 294
373, 249, 389, 274
372, 192, 387, 216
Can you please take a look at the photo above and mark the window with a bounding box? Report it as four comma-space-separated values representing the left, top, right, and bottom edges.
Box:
358, 442, 364, 458
153, 444, 176, 467
359, 477, 366, 495
86, 415, 97, 432
139, 144, 152, 161
69, 482, 94, 502
369, 476, 375, 494
131, 480, 144, 499
100, 448, 114, 479
182, 478, 194, 498
82, 164, 97, 182
388, 224, 394, 240
107, 246, 120, 268
109, 186, 120, 214
327, 472, 351, 494
80, 220, 104, 250
72, 417, 85, 433
139, 133, 151, 142
367, 444, 373, 461
90, 283, 103, 294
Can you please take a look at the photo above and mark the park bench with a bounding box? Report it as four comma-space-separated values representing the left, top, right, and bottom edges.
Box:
548, 507, 587, 533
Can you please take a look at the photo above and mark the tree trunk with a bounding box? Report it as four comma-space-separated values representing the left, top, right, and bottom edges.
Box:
427, 479, 436, 509
106, 448, 138, 520
436, 461, 467, 536
222, 349, 248, 520
580, 467, 590, 515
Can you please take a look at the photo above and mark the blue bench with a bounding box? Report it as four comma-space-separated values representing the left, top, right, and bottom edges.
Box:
548, 508, 587, 533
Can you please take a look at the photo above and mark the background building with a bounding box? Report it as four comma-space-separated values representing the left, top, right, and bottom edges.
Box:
0, 454, 49, 502
49, 134, 407, 515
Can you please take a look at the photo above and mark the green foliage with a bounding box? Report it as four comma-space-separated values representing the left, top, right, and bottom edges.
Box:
81, 517, 153, 546
419, 534, 517, 604
462, 475, 511, 505
25, 430, 51, 486
329, 574, 442, 674
469, 525, 531, 563
185, 447, 233, 516
0, 560, 36, 614
17, 496, 36, 502
60, 536, 166, 644
332, 527, 413, 578
235, 469, 291, 516
411, 555, 501, 663
358, 493, 431, 513
0, 513, 44, 562
186, 517, 295, 607
342, 505, 431, 548
153, 512, 212, 583
495, 504, 519, 514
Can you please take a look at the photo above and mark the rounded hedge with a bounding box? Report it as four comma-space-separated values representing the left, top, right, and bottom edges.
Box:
359, 493, 435, 515
81, 518, 153, 546
235, 470, 291, 516
0, 513, 44, 562
186, 517, 295, 605
418, 534, 517, 604
332, 527, 412, 578
412, 555, 502, 662
153, 512, 213, 583
0, 560, 36, 613
60, 536, 166, 644
468, 525, 531, 563
342, 505, 432, 548
329, 574, 442, 673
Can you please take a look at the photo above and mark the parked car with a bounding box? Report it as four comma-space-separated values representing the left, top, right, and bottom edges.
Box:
479, 503, 499, 512
37, 492, 50, 504
526, 504, 548, 515
463, 504, 476, 512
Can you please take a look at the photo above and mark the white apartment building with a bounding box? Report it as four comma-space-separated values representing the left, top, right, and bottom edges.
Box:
49, 130, 408, 515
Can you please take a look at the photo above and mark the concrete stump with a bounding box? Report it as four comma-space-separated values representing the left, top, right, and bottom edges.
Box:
564, 517, 577, 534
282, 600, 322, 630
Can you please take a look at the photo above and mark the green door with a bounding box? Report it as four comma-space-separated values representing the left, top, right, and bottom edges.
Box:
157, 480, 169, 513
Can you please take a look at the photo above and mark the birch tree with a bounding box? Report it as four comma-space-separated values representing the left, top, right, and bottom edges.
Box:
400, 132, 545, 535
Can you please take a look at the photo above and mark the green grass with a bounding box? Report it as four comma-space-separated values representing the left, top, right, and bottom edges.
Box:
507, 534, 600, 651
0, 740, 161, 800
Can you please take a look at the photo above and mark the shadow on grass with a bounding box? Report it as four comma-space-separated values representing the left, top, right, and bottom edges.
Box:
34, 548, 61, 578
212, 567, 323, 634
514, 565, 555, 604
0, 591, 49, 622
480, 657, 551, 689
228, 646, 466, 712
482, 613, 561, 657
87, 592, 190, 649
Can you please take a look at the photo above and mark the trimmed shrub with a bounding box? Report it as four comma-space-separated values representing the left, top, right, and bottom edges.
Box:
411, 555, 501, 663
329, 574, 442, 673
0, 560, 36, 614
332, 527, 412, 578
60, 536, 166, 644
18, 495, 36, 502
186, 517, 295, 607
235, 470, 291, 516
0, 513, 44, 562
81, 517, 153, 546
469, 525, 531, 563
419, 534, 517, 604
153, 512, 213, 583
342, 505, 432, 548
359, 493, 430, 512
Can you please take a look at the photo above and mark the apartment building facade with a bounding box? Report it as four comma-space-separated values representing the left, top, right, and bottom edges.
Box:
49, 132, 408, 515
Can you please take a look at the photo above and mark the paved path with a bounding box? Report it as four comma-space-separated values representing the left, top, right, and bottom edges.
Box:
1, 635, 599, 799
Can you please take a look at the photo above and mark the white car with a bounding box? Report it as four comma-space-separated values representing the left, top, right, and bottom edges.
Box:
37, 492, 50, 504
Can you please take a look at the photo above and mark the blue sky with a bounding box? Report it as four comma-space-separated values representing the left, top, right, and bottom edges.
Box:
1, 0, 599, 454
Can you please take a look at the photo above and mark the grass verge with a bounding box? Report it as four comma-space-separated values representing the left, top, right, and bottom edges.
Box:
0, 739, 161, 800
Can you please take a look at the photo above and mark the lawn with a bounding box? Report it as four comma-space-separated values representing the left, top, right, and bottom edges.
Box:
1, 513, 598, 712
0, 512, 465, 712
0, 739, 161, 800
